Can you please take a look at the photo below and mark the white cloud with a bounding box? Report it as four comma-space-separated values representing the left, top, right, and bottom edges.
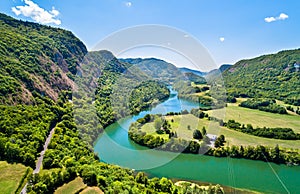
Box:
11, 0, 61, 25
278, 13, 288, 20
264, 13, 288, 23
125, 2, 132, 7
219, 37, 225, 42
264, 17, 276, 23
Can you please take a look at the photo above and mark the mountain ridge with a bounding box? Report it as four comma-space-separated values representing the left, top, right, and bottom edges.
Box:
223, 48, 300, 105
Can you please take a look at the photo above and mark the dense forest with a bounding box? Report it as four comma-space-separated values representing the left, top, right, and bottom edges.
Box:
0, 99, 57, 168
223, 49, 300, 106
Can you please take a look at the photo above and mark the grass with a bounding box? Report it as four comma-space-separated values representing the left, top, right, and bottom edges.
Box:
205, 103, 300, 132
166, 114, 210, 140
141, 114, 212, 140
141, 113, 300, 149
141, 122, 169, 139
0, 161, 29, 194
54, 177, 86, 194
80, 187, 104, 194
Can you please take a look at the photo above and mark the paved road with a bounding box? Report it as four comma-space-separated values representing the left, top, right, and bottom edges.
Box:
20, 127, 55, 194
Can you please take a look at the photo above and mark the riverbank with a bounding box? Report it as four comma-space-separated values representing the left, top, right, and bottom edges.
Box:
94, 87, 300, 193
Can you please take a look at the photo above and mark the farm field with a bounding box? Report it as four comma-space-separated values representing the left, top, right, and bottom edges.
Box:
205, 103, 300, 132
0, 161, 30, 194
141, 113, 300, 149
54, 177, 86, 194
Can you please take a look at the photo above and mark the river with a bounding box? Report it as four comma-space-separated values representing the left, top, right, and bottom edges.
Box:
94, 89, 300, 193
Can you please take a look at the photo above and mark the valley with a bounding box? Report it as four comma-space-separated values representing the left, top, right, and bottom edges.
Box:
0, 11, 300, 194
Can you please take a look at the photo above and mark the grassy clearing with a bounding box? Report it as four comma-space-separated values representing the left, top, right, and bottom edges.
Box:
141, 114, 210, 140
142, 123, 169, 139
205, 103, 300, 132
165, 114, 210, 140
141, 113, 300, 149
80, 187, 104, 194
0, 161, 29, 194
54, 177, 86, 194
276, 100, 300, 115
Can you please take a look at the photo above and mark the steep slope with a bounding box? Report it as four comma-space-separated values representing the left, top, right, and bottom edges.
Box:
0, 13, 87, 104
223, 49, 300, 105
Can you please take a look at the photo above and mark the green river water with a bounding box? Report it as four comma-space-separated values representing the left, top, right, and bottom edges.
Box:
94, 89, 300, 193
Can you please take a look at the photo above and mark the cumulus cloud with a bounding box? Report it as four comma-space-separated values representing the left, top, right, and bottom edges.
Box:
12, 0, 61, 25
264, 13, 288, 23
264, 17, 276, 23
125, 2, 132, 7
219, 37, 225, 42
278, 13, 289, 20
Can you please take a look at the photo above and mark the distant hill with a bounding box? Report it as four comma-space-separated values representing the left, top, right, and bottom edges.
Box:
219, 64, 232, 72
183, 72, 206, 84
0, 13, 87, 104
120, 58, 183, 83
120, 58, 208, 84
179, 67, 206, 77
205, 64, 232, 82
223, 49, 300, 105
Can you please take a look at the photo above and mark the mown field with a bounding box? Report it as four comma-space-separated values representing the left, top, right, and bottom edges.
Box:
0, 161, 30, 194
54, 177, 86, 194
206, 103, 300, 132
54, 177, 104, 194
140, 110, 300, 149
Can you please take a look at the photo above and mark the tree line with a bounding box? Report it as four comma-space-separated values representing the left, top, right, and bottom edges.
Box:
240, 98, 287, 114
226, 119, 300, 140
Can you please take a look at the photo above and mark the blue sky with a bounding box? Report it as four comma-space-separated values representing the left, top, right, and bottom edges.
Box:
1, 0, 300, 70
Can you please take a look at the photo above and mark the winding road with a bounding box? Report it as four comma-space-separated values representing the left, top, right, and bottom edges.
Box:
20, 127, 55, 194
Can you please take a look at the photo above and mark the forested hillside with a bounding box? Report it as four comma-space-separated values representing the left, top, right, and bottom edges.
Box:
223, 49, 300, 105
0, 13, 182, 193
0, 13, 87, 104
120, 58, 183, 83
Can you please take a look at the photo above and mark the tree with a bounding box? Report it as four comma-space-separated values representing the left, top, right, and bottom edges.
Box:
271, 144, 281, 163
219, 135, 225, 142
187, 125, 191, 130
82, 170, 97, 186
214, 135, 225, 148
135, 172, 148, 185
193, 129, 203, 139
154, 118, 163, 131
159, 177, 173, 193
201, 127, 207, 136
